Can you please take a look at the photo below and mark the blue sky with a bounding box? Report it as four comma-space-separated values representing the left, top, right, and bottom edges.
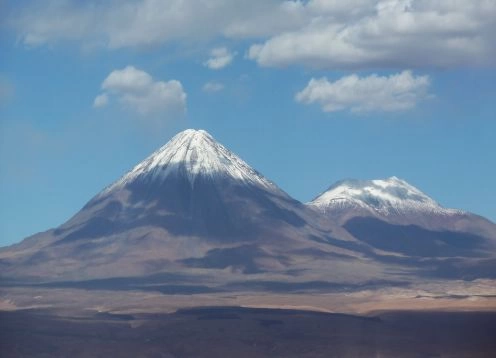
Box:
1, 0, 495, 246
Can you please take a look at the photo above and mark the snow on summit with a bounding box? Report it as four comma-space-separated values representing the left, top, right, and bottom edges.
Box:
102, 129, 277, 193
310, 176, 461, 216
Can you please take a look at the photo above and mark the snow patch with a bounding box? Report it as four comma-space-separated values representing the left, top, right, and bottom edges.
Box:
100, 129, 277, 195
310, 177, 462, 216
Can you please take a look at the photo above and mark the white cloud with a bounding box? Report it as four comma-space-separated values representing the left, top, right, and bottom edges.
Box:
10, 1, 496, 69
295, 70, 430, 113
306, 0, 375, 15
95, 66, 187, 116
202, 81, 225, 93
93, 93, 108, 108
249, 0, 496, 69
204, 47, 235, 70
222, 1, 308, 38
12, 1, 296, 48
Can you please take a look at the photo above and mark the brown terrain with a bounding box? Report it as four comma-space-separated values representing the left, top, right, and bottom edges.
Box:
1, 279, 496, 357
1, 306, 496, 358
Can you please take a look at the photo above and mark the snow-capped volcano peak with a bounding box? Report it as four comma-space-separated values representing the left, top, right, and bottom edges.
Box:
310, 176, 461, 217
102, 129, 277, 193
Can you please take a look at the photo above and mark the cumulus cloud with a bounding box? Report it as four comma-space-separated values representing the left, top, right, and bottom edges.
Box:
10, 1, 496, 69
92, 93, 108, 108
295, 70, 431, 113
12, 0, 298, 48
94, 66, 187, 116
202, 81, 225, 93
249, 0, 496, 69
204, 47, 236, 70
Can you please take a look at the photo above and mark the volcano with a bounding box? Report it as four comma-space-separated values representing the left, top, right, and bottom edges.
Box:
0, 130, 368, 283
309, 177, 496, 276
1, 130, 495, 286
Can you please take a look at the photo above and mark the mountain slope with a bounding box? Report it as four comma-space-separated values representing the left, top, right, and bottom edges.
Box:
309, 177, 496, 268
0, 130, 370, 282
309, 177, 495, 235
310, 177, 458, 219
60, 129, 303, 242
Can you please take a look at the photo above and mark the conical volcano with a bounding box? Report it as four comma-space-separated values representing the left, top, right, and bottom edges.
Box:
103, 129, 277, 191
64, 129, 306, 241
1, 130, 357, 281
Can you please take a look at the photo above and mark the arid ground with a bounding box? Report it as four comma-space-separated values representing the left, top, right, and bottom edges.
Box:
1, 281, 496, 357
1, 306, 496, 357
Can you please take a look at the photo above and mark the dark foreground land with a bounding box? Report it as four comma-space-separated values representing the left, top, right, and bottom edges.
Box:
1, 307, 495, 357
